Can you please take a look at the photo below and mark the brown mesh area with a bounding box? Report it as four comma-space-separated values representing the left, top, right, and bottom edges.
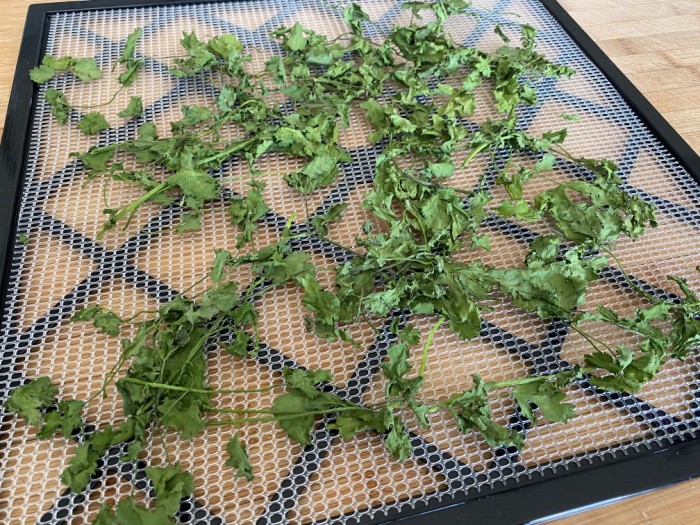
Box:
1, 1, 699, 524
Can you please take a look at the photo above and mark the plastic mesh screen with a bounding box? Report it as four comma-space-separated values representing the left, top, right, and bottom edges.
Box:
1, 0, 700, 524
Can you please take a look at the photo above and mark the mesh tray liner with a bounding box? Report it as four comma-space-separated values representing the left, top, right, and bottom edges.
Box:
1, 0, 700, 523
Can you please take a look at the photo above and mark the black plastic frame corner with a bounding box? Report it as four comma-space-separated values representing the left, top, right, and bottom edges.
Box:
0, 1, 699, 525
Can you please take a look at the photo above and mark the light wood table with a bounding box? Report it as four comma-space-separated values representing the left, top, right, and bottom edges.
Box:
0, 0, 698, 524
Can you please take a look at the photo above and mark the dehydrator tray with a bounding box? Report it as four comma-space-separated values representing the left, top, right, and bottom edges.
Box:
1, 0, 699, 524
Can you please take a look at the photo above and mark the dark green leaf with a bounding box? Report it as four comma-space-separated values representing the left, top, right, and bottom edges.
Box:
114, 497, 174, 525
118, 96, 144, 118
39, 400, 85, 439
72, 306, 123, 337
4, 377, 58, 426
225, 433, 254, 481
79, 112, 110, 135
144, 463, 194, 514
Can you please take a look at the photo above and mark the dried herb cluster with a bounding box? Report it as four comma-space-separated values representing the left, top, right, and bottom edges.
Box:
8, 1, 700, 523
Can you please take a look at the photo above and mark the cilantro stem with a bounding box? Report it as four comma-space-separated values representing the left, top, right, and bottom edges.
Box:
119, 377, 283, 394
602, 247, 658, 304
205, 417, 278, 425
568, 323, 616, 356
419, 316, 446, 377
462, 142, 490, 167
197, 137, 257, 166
98, 180, 170, 239
73, 85, 126, 110
205, 404, 368, 424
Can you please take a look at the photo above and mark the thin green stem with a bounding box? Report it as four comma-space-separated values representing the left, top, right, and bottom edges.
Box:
73, 86, 126, 110
569, 323, 616, 356
119, 376, 284, 394
419, 316, 446, 377
602, 247, 658, 304
462, 142, 490, 167
98, 180, 170, 239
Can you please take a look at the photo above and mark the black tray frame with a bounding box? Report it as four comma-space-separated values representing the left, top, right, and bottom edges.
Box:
0, 1, 699, 524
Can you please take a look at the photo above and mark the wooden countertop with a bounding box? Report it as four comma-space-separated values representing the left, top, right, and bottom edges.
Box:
0, 0, 698, 523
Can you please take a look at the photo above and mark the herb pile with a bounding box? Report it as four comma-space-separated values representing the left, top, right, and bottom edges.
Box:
8, 1, 700, 522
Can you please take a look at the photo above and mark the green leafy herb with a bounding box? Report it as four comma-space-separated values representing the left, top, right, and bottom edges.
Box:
21, 3, 700, 518
72, 306, 123, 336
45, 88, 71, 124
225, 434, 254, 481
310, 203, 347, 237
145, 463, 194, 514
118, 96, 144, 118
73, 58, 103, 82
117, 28, 145, 86
30, 55, 101, 84
4, 377, 58, 426
79, 112, 110, 135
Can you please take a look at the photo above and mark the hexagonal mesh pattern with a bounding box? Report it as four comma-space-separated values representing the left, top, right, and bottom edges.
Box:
1, 0, 699, 524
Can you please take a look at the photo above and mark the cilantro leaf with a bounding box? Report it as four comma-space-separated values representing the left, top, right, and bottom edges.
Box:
168, 169, 219, 208
282, 367, 332, 399
228, 187, 268, 248
72, 306, 123, 337
445, 375, 523, 448
44, 55, 74, 71
92, 504, 117, 525
118, 96, 144, 118
157, 398, 206, 440
4, 377, 58, 426
225, 434, 254, 481
38, 399, 85, 439
513, 378, 575, 423
73, 58, 102, 82
271, 391, 316, 445
114, 497, 174, 525
210, 249, 233, 283
79, 112, 110, 135
287, 22, 308, 52
329, 408, 387, 439
117, 28, 144, 86
144, 463, 194, 514
45, 88, 71, 124
61, 425, 127, 492
310, 203, 347, 237
30, 64, 56, 84
384, 411, 412, 461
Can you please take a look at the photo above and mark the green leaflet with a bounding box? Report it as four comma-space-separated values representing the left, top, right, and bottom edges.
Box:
30, 55, 101, 84
72, 306, 123, 336
310, 203, 347, 237
45, 89, 71, 124
38, 400, 85, 439
225, 434, 254, 481
117, 28, 145, 86
118, 96, 144, 118
79, 112, 110, 135
4, 377, 58, 426
444, 375, 523, 448
114, 498, 174, 525
228, 186, 269, 248
73, 58, 102, 82
145, 463, 194, 514
513, 377, 576, 424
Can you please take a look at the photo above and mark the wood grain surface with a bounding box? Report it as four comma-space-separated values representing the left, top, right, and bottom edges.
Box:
0, 0, 698, 524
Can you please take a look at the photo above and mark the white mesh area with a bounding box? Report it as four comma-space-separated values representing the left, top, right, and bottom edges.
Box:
1, 0, 699, 524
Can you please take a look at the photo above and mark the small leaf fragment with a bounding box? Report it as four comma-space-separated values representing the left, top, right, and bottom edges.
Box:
226, 433, 254, 481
